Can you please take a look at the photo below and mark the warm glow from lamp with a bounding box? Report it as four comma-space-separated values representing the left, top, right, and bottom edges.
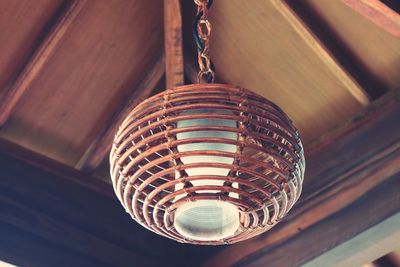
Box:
174, 108, 240, 241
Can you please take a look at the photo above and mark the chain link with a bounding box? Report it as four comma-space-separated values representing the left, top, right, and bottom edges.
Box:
194, 0, 215, 83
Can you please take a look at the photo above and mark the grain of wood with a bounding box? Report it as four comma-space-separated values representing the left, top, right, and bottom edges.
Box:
272, 0, 369, 106
0, 0, 164, 166
193, 0, 370, 144
164, 0, 184, 88
76, 55, 165, 171
0, 0, 63, 91
305, 0, 400, 91
0, 0, 86, 126
342, 0, 400, 38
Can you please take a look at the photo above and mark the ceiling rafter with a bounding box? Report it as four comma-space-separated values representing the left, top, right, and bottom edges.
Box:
274, 0, 370, 106
77, 0, 184, 172
0, 0, 86, 126
75, 55, 165, 172
0, 1, 398, 265
285, 0, 390, 99
342, 0, 400, 38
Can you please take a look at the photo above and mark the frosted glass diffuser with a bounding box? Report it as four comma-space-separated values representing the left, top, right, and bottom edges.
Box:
174, 108, 239, 240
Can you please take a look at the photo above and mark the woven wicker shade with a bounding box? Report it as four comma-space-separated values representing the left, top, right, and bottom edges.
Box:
110, 83, 305, 245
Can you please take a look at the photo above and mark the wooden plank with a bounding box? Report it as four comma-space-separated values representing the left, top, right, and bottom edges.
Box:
0, 0, 164, 166
75, 55, 165, 172
342, 0, 400, 38
0, 0, 63, 98
182, 0, 370, 144
303, 213, 400, 267
271, 0, 369, 106
0, 138, 220, 267
203, 90, 400, 267
302, 0, 400, 92
0, 133, 113, 198
164, 0, 184, 88
285, 0, 388, 99
239, 175, 400, 267
0, 0, 86, 126
0, 0, 163, 166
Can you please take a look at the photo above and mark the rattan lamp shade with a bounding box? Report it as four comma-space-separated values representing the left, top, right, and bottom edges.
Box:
110, 83, 305, 245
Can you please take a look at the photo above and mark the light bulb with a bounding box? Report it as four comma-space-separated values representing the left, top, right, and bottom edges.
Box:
174, 109, 240, 241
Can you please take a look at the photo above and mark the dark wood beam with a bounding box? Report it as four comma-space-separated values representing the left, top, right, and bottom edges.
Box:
204, 90, 400, 267
75, 55, 165, 171
0, 138, 220, 267
240, 177, 400, 267
342, 0, 400, 38
0, 0, 86, 126
164, 0, 184, 88
303, 213, 400, 266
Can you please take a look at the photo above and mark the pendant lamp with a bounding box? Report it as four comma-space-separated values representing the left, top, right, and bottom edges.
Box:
110, 0, 305, 245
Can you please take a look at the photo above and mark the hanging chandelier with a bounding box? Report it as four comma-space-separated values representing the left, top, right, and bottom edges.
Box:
110, 0, 305, 245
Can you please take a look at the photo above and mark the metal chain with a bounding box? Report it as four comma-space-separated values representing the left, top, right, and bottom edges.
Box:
193, 0, 215, 83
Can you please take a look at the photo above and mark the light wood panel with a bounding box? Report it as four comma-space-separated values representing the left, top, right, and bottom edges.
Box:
342, 0, 400, 38
0, 0, 63, 95
306, 0, 400, 91
202, 0, 369, 144
0, 0, 87, 126
0, 0, 164, 166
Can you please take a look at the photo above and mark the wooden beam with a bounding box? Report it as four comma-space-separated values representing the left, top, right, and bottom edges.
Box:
342, 0, 400, 38
238, 177, 400, 267
164, 0, 184, 88
0, 134, 112, 198
0, 138, 218, 267
0, 0, 86, 126
303, 213, 400, 267
75, 55, 165, 171
285, 0, 389, 99
271, 0, 369, 106
203, 90, 400, 267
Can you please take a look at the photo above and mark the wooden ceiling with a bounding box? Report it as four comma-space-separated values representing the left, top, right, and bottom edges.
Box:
0, 0, 164, 167
0, 0, 399, 266
0, 0, 399, 171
